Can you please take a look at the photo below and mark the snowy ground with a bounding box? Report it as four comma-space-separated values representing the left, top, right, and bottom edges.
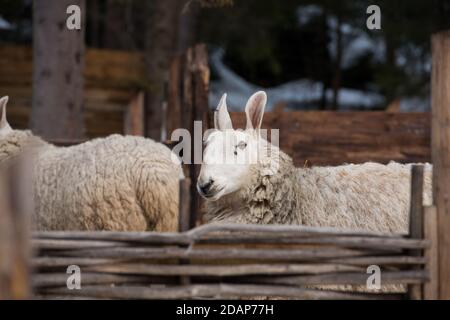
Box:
0, 15, 13, 30
209, 49, 386, 111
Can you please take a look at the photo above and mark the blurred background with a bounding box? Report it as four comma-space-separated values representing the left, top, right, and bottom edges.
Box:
0, 0, 449, 141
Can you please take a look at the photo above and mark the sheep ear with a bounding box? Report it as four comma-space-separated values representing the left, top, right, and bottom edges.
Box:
214, 93, 233, 131
245, 91, 266, 131
0, 96, 12, 135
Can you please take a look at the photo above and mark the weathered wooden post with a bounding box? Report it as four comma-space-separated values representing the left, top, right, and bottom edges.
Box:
423, 205, 439, 299
178, 178, 191, 286
431, 30, 450, 299
408, 165, 424, 300
167, 44, 210, 229
0, 159, 32, 299
178, 178, 192, 233
0, 170, 13, 298
190, 44, 210, 227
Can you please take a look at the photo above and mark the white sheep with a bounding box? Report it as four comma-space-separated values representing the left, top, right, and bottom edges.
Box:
0, 96, 182, 232
198, 91, 432, 234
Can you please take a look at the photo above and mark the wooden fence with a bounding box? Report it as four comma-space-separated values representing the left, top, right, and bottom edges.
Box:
31, 226, 432, 299
31, 227, 426, 299
229, 111, 430, 167
0, 156, 437, 300
26, 165, 436, 300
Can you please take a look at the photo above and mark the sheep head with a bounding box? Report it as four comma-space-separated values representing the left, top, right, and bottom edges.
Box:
198, 91, 279, 201
0, 96, 12, 137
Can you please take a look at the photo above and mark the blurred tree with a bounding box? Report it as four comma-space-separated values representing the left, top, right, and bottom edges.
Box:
31, 0, 85, 139
144, 0, 182, 140
3, 0, 450, 112
0, 0, 31, 43
103, 0, 138, 49
86, 0, 101, 47
177, 0, 201, 53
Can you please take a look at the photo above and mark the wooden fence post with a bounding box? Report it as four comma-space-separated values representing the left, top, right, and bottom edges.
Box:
178, 178, 191, 286
190, 44, 210, 227
179, 178, 191, 233
423, 206, 439, 299
408, 165, 424, 300
0, 159, 31, 299
431, 31, 450, 300
0, 170, 13, 299
167, 44, 210, 229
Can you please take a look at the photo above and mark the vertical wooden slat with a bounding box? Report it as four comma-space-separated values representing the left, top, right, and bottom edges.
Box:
124, 91, 144, 136
167, 55, 182, 137
0, 158, 31, 299
9, 158, 32, 299
193, 44, 210, 135
191, 44, 210, 227
0, 170, 14, 299
182, 48, 194, 132
167, 44, 210, 229
178, 178, 191, 286
408, 165, 424, 300
431, 31, 450, 300
178, 178, 192, 233
424, 206, 439, 300
182, 48, 198, 229
409, 165, 424, 239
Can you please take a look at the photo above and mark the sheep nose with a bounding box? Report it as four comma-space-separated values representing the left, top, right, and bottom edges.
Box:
198, 179, 214, 195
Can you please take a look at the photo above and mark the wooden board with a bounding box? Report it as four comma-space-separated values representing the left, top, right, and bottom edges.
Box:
431, 31, 450, 299
229, 111, 430, 166
0, 46, 145, 88
0, 45, 144, 137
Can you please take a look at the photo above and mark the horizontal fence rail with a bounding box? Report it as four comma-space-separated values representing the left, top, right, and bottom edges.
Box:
32, 223, 430, 300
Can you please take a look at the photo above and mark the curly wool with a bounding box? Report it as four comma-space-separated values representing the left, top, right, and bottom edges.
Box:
0, 130, 182, 231
205, 148, 432, 234
206, 146, 434, 294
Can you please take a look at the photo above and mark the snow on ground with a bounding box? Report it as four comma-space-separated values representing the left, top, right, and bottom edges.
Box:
209, 5, 389, 111
297, 5, 385, 69
0, 15, 13, 30
209, 49, 385, 111
399, 97, 430, 112
209, 3, 431, 112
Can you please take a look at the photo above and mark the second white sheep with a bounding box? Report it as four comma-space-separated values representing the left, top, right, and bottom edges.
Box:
198, 91, 432, 234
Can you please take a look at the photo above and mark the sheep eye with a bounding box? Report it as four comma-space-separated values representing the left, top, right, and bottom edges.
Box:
237, 141, 247, 150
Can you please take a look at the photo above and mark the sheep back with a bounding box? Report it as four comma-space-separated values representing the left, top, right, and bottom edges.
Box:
31, 134, 181, 231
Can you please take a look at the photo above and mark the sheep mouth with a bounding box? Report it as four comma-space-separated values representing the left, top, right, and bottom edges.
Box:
198, 186, 225, 201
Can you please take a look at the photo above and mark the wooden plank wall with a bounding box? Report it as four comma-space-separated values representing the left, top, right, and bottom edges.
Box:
229, 111, 431, 166
0, 45, 145, 137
